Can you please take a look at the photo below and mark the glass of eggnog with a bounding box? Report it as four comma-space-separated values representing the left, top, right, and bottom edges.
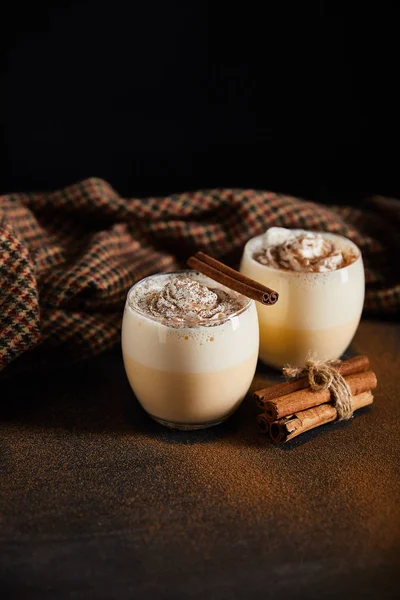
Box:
240, 228, 364, 369
122, 270, 259, 429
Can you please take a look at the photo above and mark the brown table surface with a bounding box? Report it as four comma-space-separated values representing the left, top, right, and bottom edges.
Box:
1, 319, 399, 600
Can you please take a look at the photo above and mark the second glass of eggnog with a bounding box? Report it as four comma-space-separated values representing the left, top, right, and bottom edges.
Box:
240, 228, 365, 369
122, 270, 259, 429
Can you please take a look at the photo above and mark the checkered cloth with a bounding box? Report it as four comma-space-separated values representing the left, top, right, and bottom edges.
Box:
1, 177, 399, 375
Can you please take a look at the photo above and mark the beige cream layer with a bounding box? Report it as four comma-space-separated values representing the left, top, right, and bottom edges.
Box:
123, 353, 258, 425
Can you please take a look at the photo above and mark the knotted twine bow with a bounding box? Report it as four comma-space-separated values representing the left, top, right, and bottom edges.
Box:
283, 357, 354, 420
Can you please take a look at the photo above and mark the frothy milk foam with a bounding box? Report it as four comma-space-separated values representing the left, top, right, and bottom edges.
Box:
240, 228, 364, 368
122, 272, 259, 428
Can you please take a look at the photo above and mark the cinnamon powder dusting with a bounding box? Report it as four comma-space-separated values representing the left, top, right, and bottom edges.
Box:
133, 276, 246, 327
253, 228, 359, 273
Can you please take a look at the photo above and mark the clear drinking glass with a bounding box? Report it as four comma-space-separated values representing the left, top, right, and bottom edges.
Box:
240, 232, 365, 369
121, 270, 259, 430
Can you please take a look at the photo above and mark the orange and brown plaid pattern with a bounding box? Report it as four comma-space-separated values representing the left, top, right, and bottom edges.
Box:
1, 178, 399, 374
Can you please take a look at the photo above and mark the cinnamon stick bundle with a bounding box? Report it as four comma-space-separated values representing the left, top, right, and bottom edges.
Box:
262, 369, 377, 422
254, 354, 369, 409
268, 391, 374, 444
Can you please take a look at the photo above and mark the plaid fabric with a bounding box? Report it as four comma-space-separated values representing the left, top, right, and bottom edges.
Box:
1, 177, 399, 375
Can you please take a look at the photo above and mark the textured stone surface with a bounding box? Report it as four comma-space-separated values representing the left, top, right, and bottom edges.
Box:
1, 320, 399, 599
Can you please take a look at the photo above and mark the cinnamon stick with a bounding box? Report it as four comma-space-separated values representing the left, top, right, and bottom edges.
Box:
254, 354, 370, 409
263, 369, 377, 422
187, 251, 279, 305
256, 413, 270, 433
268, 391, 374, 444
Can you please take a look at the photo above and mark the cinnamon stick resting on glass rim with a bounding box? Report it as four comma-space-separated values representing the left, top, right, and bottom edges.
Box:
187, 252, 279, 305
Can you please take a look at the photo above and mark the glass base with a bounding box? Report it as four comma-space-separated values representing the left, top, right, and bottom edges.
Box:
150, 415, 228, 431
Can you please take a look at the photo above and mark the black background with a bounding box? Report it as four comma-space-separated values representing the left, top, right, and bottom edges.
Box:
1, 1, 399, 203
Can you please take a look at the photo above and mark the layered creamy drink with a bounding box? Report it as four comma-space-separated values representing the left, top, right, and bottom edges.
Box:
240, 228, 364, 368
122, 271, 259, 429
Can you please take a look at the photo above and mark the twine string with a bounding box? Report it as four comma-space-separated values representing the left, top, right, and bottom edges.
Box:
283, 357, 354, 420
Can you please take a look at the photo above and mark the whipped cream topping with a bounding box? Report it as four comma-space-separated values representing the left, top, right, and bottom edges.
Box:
134, 276, 246, 326
253, 228, 356, 272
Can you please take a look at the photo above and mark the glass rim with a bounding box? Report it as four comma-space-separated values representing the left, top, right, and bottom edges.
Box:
126, 269, 254, 327
244, 230, 363, 275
